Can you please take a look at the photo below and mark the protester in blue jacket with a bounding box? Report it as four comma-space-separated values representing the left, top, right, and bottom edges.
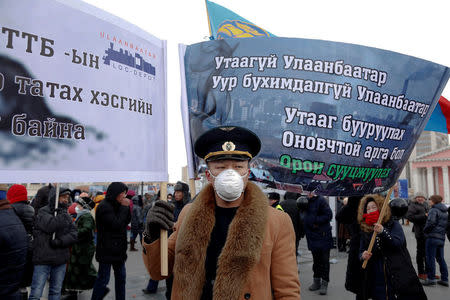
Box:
303, 194, 333, 295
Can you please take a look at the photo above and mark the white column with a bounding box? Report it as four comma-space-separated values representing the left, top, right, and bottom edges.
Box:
427, 167, 434, 197
412, 167, 421, 195
443, 166, 450, 204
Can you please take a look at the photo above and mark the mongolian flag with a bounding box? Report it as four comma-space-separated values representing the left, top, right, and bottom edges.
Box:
425, 96, 450, 134
205, 0, 275, 39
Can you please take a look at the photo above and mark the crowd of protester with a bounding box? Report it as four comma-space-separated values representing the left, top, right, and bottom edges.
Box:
1, 180, 449, 300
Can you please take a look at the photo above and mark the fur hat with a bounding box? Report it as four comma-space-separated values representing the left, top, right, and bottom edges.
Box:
414, 192, 427, 200
357, 194, 392, 232
7, 184, 28, 204
174, 181, 189, 193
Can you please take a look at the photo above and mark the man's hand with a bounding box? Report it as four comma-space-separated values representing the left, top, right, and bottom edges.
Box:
143, 200, 175, 244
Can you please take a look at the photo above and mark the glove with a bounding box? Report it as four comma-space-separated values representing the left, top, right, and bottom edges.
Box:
143, 200, 174, 244
50, 238, 63, 248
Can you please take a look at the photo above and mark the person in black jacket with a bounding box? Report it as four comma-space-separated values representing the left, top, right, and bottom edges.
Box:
31, 184, 53, 216
29, 187, 77, 300
358, 194, 427, 300
423, 194, 449, 287
0, 184, 28, 300
447, 206, 450, 242
7, 184, 35, 299
280, 192, 304, 257
335, 196, 363, 300
303, 194, 333, 295
91, 182, 131, 300
405, 193, 429, 279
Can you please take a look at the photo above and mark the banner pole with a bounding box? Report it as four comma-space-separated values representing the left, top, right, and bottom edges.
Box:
362, 186, 394, 269
52, 183, 60, 240
205, 0, 213, 38
188, 178, 196, 199
160, 181, 168, 276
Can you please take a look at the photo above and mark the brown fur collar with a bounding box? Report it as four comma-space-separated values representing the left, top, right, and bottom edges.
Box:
357, 194, 392, 233
173, 181, 268, 300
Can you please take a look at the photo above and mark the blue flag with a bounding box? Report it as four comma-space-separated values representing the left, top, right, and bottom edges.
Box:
205, 0, 275, 39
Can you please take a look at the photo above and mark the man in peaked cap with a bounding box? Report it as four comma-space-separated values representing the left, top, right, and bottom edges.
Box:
143, 126, 300, 300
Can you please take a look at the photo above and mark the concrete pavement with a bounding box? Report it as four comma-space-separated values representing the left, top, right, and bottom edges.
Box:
72, 223, 449, 299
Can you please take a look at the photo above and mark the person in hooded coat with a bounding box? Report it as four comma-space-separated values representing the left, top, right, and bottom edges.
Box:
358, 194, 427, 300
0, 184, 28, 300
31, 184, 53, 216
29, 187, 77, 300
63, 197, 97, 295
91, 182, 131, 300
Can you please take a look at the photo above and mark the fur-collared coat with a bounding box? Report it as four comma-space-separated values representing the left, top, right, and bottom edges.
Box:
143, 182, 301, 300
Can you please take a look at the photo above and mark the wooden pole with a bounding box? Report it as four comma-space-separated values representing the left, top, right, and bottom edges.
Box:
160, 182, 168, 276
362, 186, 395, 269
188, 178, 196, 199
205, 0, 213, 38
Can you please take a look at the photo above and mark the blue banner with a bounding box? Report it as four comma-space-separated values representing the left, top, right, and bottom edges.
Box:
183, 37, 449, 196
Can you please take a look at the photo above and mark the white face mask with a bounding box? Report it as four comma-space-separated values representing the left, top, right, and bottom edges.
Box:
75, 206, 81, 214
210, 169, 246, 202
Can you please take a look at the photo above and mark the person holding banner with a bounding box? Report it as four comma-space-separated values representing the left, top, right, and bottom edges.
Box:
142, 126, 300, 299
358, 194, 426, 300
29, 188, 77, 300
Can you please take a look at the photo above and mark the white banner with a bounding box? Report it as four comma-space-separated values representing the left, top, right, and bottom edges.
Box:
0, 0, 167, 183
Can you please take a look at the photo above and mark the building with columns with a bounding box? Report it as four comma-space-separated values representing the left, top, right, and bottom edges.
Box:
411, 146, 450, 203
400, 131, 449, 202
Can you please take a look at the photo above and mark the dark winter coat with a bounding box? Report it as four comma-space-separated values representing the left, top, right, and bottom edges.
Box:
11, 201, 35, 287
280, 198, 304, 242
32, 191, 78, 265
405, 200, 429, 240
95, 182, 131, 263
11, 201, 35, 235
31, 184, 53, 215
131, 196, 144, 233
0, 200, 28, 297
335, 196, 363, 296
64, 211, 97, 291
447, 207, 450, 242
358, 194, 427, 300
303, 195, 333, 251
424, 202, 448, 241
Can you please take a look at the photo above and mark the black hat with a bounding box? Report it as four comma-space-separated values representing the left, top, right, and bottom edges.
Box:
194, 126, 261, 162
174, 181, 189, 193
267, 192, 280, 201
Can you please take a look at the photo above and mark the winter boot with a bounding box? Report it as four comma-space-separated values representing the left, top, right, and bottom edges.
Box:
130, 238, 138, 251
309, 277, 321, 291
319, 279, 328, 295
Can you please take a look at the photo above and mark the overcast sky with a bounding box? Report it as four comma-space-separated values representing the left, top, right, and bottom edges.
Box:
82, 0, 450, 182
